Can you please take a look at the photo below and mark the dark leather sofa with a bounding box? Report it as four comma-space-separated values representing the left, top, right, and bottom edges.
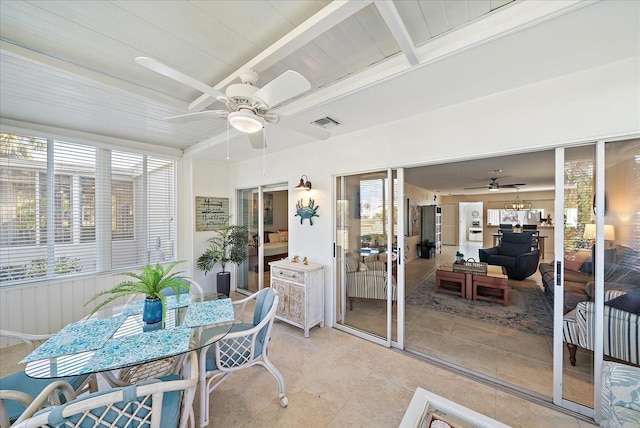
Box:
478, 231, 540, 280
539, 245, 640, 313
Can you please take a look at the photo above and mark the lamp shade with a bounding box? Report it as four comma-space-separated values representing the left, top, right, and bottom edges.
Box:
604, 224, 615, 241
583, 223, 596, 240
583, 224, 615, 240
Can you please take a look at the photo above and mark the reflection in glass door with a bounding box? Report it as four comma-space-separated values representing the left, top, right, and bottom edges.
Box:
335, 170, 401, 345
557, 138, 640, 417
237, 187, 260, 293
559, 144, 596, 411
237, 184, 289, 294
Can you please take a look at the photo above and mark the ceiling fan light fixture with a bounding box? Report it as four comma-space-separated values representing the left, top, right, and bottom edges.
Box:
228, 111, 264, 134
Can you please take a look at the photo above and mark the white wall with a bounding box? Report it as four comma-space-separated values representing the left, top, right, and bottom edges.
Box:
1, 56, 638, 344
180, 158, 231, 292
227, 57, 640, 328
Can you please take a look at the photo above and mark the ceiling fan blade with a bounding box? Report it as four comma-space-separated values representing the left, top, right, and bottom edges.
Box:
253, 70, 311, 108
501, 183, 527, 188
463, 185, 490, 190
135, 57, 226, 101
247, 129, 266, 149
164, 110, 226, 124
277, 114, 330, 140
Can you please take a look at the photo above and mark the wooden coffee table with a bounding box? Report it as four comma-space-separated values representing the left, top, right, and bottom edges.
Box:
435, 265, 509, 306
435, 267, 469, 299
472, 265, 509, 306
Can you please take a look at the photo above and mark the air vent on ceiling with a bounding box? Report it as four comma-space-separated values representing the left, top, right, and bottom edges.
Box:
312, 116, 341, 128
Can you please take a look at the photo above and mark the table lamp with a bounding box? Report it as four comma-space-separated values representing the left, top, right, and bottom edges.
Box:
583, 224, 615, 246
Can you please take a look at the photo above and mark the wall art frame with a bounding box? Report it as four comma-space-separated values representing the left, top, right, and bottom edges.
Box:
195, 196, 229, 231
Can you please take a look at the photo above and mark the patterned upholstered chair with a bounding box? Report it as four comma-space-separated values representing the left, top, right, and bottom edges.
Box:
600, 361, 640, 427
563, 290, 639, 366
345, 257, 396, 310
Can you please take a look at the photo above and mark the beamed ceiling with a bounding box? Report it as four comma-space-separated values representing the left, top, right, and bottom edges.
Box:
1, 1, 639, 193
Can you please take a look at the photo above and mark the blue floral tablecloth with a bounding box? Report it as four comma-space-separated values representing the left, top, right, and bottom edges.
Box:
20, 316, 125, 363
81, 327, 192, 373
183, 299, 234, 327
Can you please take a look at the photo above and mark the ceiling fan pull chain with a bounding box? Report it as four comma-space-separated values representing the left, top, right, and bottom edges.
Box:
262, 130, 266, 175
226, 120, 230, 160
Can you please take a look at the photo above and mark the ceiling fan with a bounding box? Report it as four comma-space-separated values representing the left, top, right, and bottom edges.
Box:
464, 177, 526, 192
135, 57, 330, 149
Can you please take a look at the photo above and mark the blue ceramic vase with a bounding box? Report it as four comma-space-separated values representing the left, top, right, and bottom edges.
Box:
143, 297, 162, 326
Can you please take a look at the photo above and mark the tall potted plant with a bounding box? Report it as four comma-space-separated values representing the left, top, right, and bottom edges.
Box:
85, 261, 190, 328
196, 218, 248, 296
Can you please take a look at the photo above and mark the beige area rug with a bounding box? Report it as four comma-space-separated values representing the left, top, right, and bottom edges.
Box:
406, 275, 554, 336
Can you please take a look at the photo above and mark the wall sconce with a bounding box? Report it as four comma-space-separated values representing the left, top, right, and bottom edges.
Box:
295, 175, 312, 191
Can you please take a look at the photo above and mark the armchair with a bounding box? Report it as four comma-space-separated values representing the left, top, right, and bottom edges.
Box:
563, 290, 639, 366
198, 288, 287, 427
478, 231, 540, 280
600, 361, 640, 427
14, 351, 198, 428
345, 257, 396, 310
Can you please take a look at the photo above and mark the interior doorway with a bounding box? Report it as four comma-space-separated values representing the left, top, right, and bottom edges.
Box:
458, 202, 483, 245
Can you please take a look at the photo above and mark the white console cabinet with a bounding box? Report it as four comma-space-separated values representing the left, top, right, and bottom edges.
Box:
269, 260, 324, 337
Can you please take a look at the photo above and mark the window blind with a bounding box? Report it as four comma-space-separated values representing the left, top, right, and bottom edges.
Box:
0, 132, 177, 284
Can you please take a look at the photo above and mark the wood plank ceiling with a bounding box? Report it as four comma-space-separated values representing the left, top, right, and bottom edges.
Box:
1, 0, 516, 160
0, 0, 637, 194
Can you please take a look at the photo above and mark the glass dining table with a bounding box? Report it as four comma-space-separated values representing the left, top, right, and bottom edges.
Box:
21, 293, 234, 382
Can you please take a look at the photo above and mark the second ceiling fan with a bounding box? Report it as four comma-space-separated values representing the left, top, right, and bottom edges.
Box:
136, 57, 330, 149
464, 177, 526, 191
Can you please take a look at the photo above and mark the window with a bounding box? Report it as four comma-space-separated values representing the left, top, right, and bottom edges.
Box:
0, 132, 177, 284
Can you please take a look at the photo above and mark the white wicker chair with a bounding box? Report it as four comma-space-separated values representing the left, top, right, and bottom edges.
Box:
0, 331, 97, 428
198, 288, 287, 427
13, 351, 198, 428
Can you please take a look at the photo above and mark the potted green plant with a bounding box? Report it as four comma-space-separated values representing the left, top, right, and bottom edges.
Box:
455, 251, 464, 264
196, 217, 249, 296
85, 261, 189, 328
417, 239, 436, 259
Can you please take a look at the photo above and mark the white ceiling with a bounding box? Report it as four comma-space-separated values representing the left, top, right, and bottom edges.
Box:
1, 0, 639, 193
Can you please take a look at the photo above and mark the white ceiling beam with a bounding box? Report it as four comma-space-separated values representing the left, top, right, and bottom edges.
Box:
187, 0, 373, 112
277, 0, 591, 116
0, 40, 187, 110
373, 1, 419, 66
183, 0, 591, 157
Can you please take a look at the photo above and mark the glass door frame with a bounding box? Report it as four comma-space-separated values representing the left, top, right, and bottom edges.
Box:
553, 140, 616, 418
332, 168, 405, 350
236, 182, 287, 295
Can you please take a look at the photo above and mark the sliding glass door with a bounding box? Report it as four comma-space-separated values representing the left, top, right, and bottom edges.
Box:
237, 184, 289, 294
555, 138, 640, 418
334, 169, 403, 347
237, 187, 260, 293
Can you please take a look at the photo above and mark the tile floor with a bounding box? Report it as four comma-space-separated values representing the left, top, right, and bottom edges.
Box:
339, 242, 596, 415
196, 318, 596, 427
1, 242, 599, 427
1, 305, 597, 427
